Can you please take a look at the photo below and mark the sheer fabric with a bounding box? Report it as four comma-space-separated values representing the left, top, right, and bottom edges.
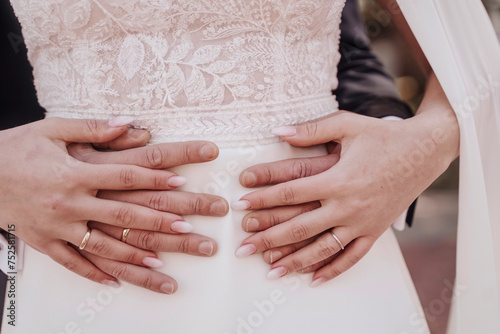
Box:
397, 0, 500, 332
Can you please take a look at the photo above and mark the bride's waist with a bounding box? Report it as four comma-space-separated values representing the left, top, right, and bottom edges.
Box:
45, 93, 338, 147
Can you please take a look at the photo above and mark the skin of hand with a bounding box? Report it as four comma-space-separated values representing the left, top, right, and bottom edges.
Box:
0, 116, 226, 294
232, 73, 460, 286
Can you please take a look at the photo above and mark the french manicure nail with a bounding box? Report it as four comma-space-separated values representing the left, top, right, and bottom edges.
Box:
200, 143, 218, 160
267, 267, 288, 280
210, 199, 228, 216
235, 244, 257, 257
245, 218, 259, 231
199, 241, 214, 256
310, 277, 326, 288
270, 251, 283, 263
102, 279, 121, 288
160, 282, 174, 294
231, 200, 251, 211
109, 116, 135, 128
168, 176, 188, 187
272, 126, 297, 137
171, 221, 194, 233
242, 171, 257, 187
142, 257, 164, 268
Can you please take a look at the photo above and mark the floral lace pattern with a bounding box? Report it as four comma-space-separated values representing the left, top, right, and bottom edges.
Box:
10, 0, 345, 146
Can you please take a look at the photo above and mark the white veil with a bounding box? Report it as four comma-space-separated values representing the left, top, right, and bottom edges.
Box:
396, 0, 500, 332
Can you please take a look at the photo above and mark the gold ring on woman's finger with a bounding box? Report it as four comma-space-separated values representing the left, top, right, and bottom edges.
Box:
79, 228, 92, 250
121, 228, 131, 243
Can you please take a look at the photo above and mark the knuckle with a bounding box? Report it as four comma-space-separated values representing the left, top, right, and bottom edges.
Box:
304, 122, 319, 138
316, 240, 336, 259
291, 160, 313, 179
122, 250, 138, 264
61, 258, 79, 271
90, 239, 111, 256
82, 269, 98, 281
145, 146, 165, 168
279, 185, 297, 204
290, 258, 304, 270
148, 192, 167, 211
177, 237, 191, 253
119, 167, 137, 188
140, 275, 154, 290
181, 145, 192, 162
85, 119, 101, 139
327, 266, 343, 279
114, 206, 135, 227
189, 196, 206, 214
151, 215, 167, 232
136, 231, 160, 250
260, 234, 275, 250
288, 223, 309, 242
110, 264, 129, 279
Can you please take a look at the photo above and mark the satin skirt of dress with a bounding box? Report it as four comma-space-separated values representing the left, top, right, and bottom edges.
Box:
3, 142, 429, 334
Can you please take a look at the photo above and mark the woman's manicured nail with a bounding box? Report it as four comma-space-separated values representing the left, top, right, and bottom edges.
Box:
235, 244, 257, 257
168, 176, 188, 187
269, 251, 283, 264
272, 126, 297, 137
142, 257, 164, 268
160, 282, 174, 294
242, 171, 257, 187
245, 218, 259, 231
210, 199, 228, 216
109, 116, 134, 127
199, 241, 214, 256
231, 200, 250, 211
267, 267, 288, 280
171, 221, 193, 233
127, 127, 149, 139
102, 279, 121, 288
310, 277, 326, 288
200, 143, 218, 160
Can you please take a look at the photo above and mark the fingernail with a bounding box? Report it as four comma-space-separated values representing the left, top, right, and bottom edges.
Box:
160, 282, 174, 294
231, 200, 250, 211
242, 171, 257, 187
235, 244, 257, 257
245, 218, 259, 231
171, 221, 194, 233
102, 279, 121, 288
210, 199, 228, 216
267, 267, 288, 280
200, 143, 218, 160
142, 257, 164, 268
109, 116, 134, 127
270, 251, 283, 263
127, 127, 148, 139
199, 241, 214, 256
168, 176, 188, 187
311, 277, 326, 288
272, 126, 297, 137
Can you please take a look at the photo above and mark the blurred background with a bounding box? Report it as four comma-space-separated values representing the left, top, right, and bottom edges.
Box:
359, 0, 499, 332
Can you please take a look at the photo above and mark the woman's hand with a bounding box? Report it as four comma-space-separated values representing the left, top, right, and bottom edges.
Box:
233, 104, 459, 286
0, 117, 225, 293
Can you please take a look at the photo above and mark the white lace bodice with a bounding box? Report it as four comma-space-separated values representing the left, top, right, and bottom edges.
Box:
10, 0, 345, 146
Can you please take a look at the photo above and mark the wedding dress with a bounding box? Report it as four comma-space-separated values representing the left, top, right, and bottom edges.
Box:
5, 1, 428, 333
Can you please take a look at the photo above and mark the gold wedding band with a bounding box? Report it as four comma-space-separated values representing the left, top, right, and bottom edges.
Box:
121, 228, 131, 243
79, 228, 92, 250
331, 231, 345, 251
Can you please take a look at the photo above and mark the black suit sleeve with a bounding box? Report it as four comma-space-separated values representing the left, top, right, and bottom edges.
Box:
334, 0, 416, 226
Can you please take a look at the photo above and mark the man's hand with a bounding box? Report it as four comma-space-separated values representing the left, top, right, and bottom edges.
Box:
233, 97, 459, 286
0, 117, 226, 294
